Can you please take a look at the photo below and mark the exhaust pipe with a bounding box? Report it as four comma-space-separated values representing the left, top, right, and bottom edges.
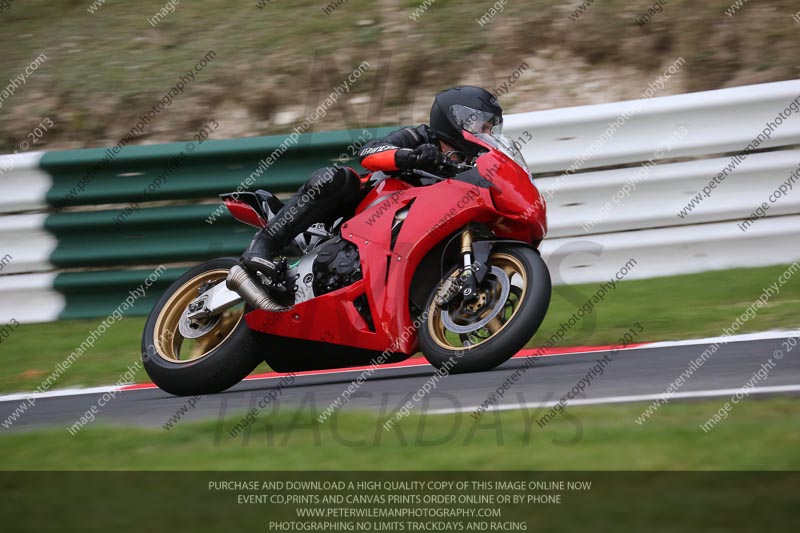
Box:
226, 265, 287, 312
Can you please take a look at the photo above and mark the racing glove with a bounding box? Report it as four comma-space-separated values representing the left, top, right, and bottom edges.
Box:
395, 143, 443, 173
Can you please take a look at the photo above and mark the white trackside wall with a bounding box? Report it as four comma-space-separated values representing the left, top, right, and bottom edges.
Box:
1, 81, 800, 321
503, 80, 800, 285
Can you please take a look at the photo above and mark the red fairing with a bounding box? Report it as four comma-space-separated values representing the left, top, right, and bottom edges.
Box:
466, 131, 547, 242
342, 180, 498, 353
245, 133, 548, 356
246, 279, 385, 350
354, 177, 414, 215
224, 198, 266, 228
247, 178, 526, 355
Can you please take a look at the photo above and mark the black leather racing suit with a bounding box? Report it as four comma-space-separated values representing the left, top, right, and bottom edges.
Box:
294, 125, 437, 224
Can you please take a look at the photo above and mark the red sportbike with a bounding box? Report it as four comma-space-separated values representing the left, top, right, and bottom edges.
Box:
142, 131, 551, 396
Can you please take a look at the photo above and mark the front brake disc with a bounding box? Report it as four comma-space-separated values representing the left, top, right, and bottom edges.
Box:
440, 266, 509, 334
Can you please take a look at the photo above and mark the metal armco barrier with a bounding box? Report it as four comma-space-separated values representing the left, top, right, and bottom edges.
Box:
2, 81, 799, 323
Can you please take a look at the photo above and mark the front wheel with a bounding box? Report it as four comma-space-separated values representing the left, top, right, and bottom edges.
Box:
419, 245, 551, 374
141, 258, 263, 396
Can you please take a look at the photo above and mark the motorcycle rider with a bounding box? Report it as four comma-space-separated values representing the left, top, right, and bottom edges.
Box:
241, 85, 503, 282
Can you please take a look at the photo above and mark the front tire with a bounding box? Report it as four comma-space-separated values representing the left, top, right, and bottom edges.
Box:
141, 258, 263, 396
419, 245, 551, 374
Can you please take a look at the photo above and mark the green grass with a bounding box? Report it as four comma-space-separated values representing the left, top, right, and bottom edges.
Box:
0, 0, 380, 99
1, 316, 148, 394
2, 0, 799, 149
1, 397, 798, 470
1, 263, 797, 394
537, 263, 800, 348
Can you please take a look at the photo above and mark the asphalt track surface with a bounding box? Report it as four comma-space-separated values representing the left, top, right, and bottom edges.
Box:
1, 335, 799, 432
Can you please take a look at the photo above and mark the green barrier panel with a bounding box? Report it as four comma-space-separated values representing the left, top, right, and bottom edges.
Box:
54, 267, 190, 321
41, 127, 394, 209
37, 126, 396, 320
45, 204, 254, 269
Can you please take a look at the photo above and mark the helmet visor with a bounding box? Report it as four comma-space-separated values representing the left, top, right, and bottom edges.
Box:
449, 104, 503, 135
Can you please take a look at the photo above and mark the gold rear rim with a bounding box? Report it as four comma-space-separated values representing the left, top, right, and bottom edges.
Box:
427, 252, 528, 351
153, 269, 244, 364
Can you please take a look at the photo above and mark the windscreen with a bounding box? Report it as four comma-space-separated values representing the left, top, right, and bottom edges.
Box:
472, 132, 530, 172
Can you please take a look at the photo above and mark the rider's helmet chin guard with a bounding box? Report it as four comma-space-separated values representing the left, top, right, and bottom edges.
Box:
429, 86, 503, 161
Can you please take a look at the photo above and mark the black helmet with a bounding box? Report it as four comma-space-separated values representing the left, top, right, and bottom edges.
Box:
429, 86, 503, 159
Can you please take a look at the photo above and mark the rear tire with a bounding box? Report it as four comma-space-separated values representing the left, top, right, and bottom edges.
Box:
141, 258, 263, 396
419, 244, 551, 374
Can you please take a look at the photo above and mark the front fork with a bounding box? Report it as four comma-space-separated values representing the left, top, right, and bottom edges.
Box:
437, 226, 492, 307
460, 229, 478, 302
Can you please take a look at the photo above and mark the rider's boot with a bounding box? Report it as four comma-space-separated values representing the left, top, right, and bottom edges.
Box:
241, 190, 320, 280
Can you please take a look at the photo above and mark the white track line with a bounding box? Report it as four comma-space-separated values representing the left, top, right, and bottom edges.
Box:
630, 330, 800, 350
427, 384, 800, 415
0, 385, 125, 403
0, 330, 797, 404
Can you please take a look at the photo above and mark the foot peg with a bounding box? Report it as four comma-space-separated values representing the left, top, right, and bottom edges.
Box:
226, 265, 288, 312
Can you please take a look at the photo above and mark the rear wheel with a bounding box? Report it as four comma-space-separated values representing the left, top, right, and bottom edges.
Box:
419, 245, 551, 374
141, 258, 263, 396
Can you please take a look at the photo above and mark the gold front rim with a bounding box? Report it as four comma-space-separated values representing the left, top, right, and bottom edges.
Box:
153, 269, 244, 364
427, 252, 528, 351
